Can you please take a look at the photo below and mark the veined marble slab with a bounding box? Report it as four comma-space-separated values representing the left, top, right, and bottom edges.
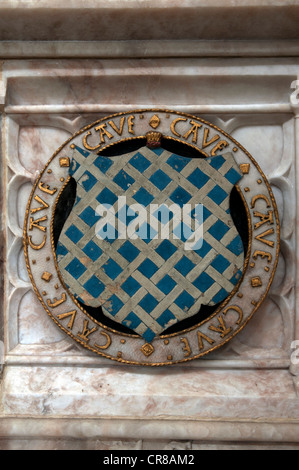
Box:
0, 0, 298, 42
0, 55, 299, 448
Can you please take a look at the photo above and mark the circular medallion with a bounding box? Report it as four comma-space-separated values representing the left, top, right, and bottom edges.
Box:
23, 110, 280, 365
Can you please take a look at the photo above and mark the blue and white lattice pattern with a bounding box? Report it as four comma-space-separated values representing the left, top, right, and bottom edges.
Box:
56, 145, 244, 342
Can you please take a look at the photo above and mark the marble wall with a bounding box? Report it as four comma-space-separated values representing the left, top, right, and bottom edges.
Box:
1, 0, 299, 451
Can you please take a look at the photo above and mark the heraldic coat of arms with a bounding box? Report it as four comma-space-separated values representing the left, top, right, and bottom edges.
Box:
55, 131, 244, 343
24, 110, 280, 364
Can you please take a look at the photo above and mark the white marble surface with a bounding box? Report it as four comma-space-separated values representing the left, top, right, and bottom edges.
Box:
2, 366, 297, 419
1, 55, 299, 448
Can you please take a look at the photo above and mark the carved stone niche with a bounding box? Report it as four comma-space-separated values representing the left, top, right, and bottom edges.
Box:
0, 53, 299, 448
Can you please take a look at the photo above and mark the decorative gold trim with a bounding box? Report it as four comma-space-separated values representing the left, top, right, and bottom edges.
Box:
23, 109, 280, 366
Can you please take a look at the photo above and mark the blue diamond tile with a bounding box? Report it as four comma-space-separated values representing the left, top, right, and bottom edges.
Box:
156, 309, 176, 328
96, 187, 118, 205
174, 291, 194, 310
149, 169, 171, 190
82, 240, 102, 261
83, 275, 105, 297
93, 155, 114, 174
142, 328, 156, 342
113, 169, 135, 190
65, 258, 86, 279
121, 276, 141, 296
206, 155, 225, 170
166, 154, 190, 172
211, 254, 230, 274
138, 259, 158, 278
132, 187, 154, 206
65, 225, 84, 244
104, 295, 124, 315
174, 256, 196, 276
208, 219, 230, 241
139, 293, 159, 313
118, 240, 140, 262
78, 171, 97, 191
102, 258, 122, 280
122, 311, 142, 329
211, 287, 228, 304
129, 152, 152, 173
207, 185, 227, 205
155, 240, 177, 260
187, 167, 209, 189
225, 167, 241, 185
79, 206, 100, 227
169, 186, 191, 207
193, 271, 214, 291
227, 235, 244, 256
156, 275, 176, 295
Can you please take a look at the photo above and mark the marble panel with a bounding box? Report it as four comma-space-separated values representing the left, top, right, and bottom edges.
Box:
1, 57, 299, 447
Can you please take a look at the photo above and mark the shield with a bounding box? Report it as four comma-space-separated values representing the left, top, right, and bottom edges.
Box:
55, 143, 244, 342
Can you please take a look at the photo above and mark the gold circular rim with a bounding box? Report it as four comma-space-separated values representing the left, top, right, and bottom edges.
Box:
23, 109, 280, 366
